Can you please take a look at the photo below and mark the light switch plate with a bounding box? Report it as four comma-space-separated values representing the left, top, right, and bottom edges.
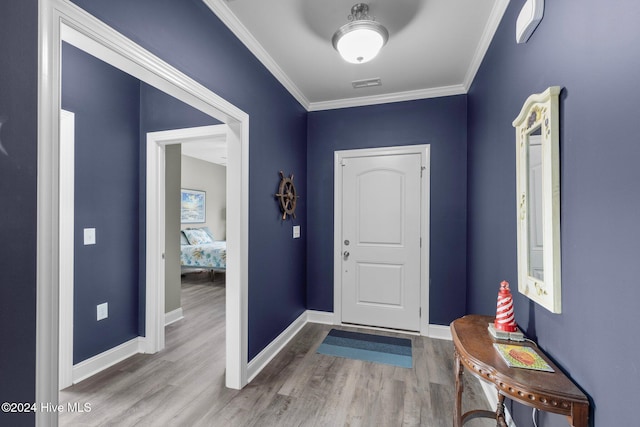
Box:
84, 228, 96, 245
293, 225, 301, 239
97, 302, 108, 321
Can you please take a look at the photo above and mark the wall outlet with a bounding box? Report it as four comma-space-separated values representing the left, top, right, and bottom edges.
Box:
293, 225, 300, 239
84, 228, 96, 245
97, 302, 108, 321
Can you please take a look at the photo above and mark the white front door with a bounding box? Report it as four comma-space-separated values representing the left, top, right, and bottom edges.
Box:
340, 152, 422, 331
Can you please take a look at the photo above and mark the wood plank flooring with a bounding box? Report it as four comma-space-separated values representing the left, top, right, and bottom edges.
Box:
60, 272, 493, 426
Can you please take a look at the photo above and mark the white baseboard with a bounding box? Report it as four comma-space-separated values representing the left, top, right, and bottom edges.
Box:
306, 310, 336, 325
165, 307, 184, 326
479, 381, 517, 427
72, 337, 144, 384
246, 311, 308, 383
428, 324, 452, 340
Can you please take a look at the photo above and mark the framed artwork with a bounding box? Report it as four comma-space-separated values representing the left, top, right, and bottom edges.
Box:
181, 189, 206, 223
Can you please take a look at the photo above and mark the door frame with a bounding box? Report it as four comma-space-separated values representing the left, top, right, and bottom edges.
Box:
58, 109, 75, 390
37, 1, 249, 424
333, 145, 430, 336
145, 124, 228, 353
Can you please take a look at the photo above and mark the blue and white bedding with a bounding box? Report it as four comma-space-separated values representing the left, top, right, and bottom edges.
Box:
180, 227, 226, 271
180, 240, 226, 270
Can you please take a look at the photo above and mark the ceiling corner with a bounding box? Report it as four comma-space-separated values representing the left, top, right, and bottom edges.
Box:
463, 0, 510, 91
201, 0, 311, 110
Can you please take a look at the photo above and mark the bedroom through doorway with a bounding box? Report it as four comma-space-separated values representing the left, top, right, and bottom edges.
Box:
54, 13, 248, 415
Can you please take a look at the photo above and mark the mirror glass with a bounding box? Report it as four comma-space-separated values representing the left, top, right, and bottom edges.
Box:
527, 127, 543, 280
513, 86, 562, 313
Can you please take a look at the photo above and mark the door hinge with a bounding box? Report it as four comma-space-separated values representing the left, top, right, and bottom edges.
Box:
420, 165, 426, 177
419, 307, 422, 317
420, 237, 422, 248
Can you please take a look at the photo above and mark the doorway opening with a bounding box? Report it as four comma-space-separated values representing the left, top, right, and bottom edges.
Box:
146, 124, 229, 352
37, 2, 249, 423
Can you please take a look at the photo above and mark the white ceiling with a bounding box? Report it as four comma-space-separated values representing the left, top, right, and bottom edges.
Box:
180, 125, 228, 166
203, 0, 509, 111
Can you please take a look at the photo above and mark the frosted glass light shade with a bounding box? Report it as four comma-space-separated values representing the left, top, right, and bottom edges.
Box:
332, 21, 389, 64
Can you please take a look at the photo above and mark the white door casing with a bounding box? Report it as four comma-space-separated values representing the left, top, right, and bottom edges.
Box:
145, 124, 228, 353
334, 145, 430, 335
38, 3, 250, 424
59, 109, 75, 390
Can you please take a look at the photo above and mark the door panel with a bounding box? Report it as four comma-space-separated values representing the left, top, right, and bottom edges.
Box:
357, 170, 404, 245
357, 263, 403, 306
341, 153, 421, 331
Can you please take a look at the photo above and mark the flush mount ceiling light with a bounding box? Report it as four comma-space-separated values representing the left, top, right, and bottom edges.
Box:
332, 3, 389, 64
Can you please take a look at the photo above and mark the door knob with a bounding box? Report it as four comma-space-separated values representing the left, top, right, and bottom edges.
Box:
343, 251, 350, 259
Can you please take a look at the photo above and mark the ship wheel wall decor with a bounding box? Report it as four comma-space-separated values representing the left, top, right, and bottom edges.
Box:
275, 171, 299, 220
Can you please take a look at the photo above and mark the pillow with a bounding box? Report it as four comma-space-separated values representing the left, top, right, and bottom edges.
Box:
183, 228, 213, 245
180, 231, 189, 246
200, 226, 215, 241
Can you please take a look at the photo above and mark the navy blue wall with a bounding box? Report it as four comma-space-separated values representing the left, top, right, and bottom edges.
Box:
467, 1, 640, 425
307, 97, 467, 325
139, 82, 219, 132
62, 43, 141, 363
70, 0, 307, 359
0, 1, 38, 425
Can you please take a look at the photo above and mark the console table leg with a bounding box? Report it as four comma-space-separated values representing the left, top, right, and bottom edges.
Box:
496, 392, 507, 427
570, 404, 589, 427
454, 350, 464, 427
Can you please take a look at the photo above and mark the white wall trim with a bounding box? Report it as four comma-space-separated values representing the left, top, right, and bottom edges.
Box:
479, 381, 518, 427
308, 85, 467, 112
165, 308, 184, 326
333, 145, 431, 336
463, 0, 510, 91
71, 338, 144, 385
145, 122, 248, 391
201, 0, 310, 110
38, 2, 250, 423
427, 324, 452, 341
37, 0, 63, 423
246, 311, 308, 383
58, 110, 75, 391
306, 310, 336, 325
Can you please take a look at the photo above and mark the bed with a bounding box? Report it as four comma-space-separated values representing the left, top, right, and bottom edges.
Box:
180, 227, 226, 275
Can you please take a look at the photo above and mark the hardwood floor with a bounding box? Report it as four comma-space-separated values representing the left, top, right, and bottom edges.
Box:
60, 273, 493, 426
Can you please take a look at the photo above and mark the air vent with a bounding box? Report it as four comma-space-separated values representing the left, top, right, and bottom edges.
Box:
352, 78, 382, 89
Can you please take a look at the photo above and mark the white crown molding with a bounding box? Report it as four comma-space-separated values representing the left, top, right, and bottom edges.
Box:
463, 0, 510, 91
201, 0, 310, 110
308, 84, 467, 111
202, 0, 508, 112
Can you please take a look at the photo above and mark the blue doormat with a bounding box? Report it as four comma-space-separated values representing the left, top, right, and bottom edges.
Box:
316, 329, 412, 368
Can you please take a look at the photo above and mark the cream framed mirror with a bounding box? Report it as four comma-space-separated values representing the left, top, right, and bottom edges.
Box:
513, 86, 562, 313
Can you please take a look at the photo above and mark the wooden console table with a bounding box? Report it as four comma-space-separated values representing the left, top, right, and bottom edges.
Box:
450, 315, 589, 427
